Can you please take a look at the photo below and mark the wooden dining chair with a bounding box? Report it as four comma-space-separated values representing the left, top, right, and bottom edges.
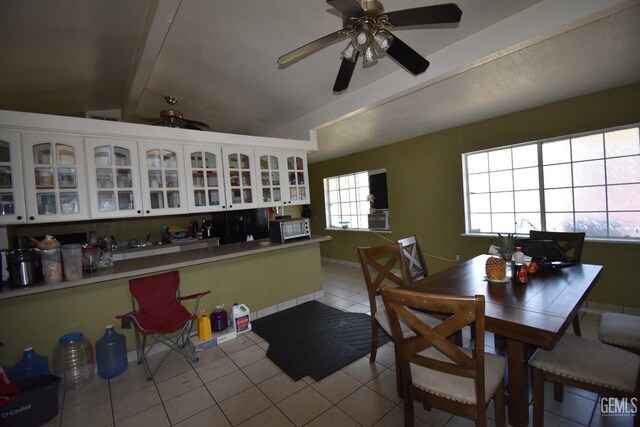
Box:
599, 312, 640, 355
397, 235, 428, 282
530, 333, 640, 426
357, 243, 442, 396
357, 243, 440, 361
380, 286, 506, 427
529, 230, 586, 335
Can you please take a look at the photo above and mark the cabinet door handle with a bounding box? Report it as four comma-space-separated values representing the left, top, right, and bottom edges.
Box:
145, 210, 150, 214
137, 210, 142, 214
17, 216, 22, 220
229, 205, 232, 209
29, 216, 35, 221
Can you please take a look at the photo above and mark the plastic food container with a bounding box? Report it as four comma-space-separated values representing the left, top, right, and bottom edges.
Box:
60, 244, 83, 281
40, 248, 62, 284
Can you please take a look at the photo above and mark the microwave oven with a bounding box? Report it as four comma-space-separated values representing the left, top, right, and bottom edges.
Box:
269, 218, 311, 243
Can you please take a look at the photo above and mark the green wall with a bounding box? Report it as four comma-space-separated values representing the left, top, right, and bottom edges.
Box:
0, 242, 322, 366
309, 82, 640, 308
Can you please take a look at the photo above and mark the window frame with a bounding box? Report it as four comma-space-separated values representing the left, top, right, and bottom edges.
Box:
323, 169, 389, 231
462, 123, 640, 242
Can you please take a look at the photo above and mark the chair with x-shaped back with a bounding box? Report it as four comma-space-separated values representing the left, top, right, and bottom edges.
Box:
381, 286, 506, 426
398, 235, 428, 282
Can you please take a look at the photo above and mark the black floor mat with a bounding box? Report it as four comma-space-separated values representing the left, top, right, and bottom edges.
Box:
251, 301, 390, 381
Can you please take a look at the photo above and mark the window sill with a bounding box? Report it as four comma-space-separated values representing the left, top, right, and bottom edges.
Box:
326, 227, 392, 233
460, 233, 640, 245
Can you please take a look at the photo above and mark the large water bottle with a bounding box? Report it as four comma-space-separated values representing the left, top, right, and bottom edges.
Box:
95, 325, 128, 379
52, 332, 95, 389
6, 347, 50, 381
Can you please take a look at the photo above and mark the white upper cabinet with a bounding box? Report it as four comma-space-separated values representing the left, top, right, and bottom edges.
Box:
284, 152, 309, 205
138, 141, 188, 216
255, 150, 285, 208
255, 150, 309, 207
21, 133, 89, 223
0, 130, 26, 224
222, 147, 258, 210
183, 144, 227, 212
85, 137, 144, 218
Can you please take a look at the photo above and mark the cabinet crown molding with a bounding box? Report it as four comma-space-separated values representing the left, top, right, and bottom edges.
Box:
0, 110, 317, 152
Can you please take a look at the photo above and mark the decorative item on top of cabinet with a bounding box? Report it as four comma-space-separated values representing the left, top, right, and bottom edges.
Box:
183, 144, 227, 212
85, 138, 144, 218
138, 141, 188, 216
21, 133, 89, 223
0, 130, 27, 224
222, 147, 258, 210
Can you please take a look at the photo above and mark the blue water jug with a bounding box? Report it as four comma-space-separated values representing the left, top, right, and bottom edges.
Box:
6, 347, 50, 382
96, 325, 128, 379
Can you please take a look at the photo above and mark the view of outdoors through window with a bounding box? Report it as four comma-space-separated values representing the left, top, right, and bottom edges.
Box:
324, 171, 370, 230
463, 125, 640, 240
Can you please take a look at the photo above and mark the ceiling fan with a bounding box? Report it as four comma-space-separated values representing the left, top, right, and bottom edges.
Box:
140, 96, 210, 130
277, 0, 462, 93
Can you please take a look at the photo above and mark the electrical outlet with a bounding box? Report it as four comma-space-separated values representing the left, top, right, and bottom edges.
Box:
455, 253, 461, 262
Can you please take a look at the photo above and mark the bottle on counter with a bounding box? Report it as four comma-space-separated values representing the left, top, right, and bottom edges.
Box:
514, 247, 524, 265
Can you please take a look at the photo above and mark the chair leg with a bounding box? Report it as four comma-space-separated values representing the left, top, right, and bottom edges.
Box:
404, 393, 414, 427
572, 315, 582, 336
532, 367, 544, 427
553, 382, 564, 402
370, 318, 379, 363
493, 379, 505, 427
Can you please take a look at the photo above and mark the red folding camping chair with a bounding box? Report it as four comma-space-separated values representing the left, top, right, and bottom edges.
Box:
116, 271, 210, 380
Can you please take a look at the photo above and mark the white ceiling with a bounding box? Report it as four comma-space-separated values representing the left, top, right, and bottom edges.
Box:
1, 0, 639, 163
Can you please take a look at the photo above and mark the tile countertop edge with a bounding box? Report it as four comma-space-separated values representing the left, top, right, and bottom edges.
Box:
0, 236, 332, 300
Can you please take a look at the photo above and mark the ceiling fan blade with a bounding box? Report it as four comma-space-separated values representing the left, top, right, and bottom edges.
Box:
326, 0, 365, 18
386, 35, 429, 75
386, 3, 462, 28
278, 30, 347, 67
333, 52, 359, 93
183, 118, 210, 129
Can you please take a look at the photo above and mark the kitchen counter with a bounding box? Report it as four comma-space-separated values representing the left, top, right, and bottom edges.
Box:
0, 236, 330, 300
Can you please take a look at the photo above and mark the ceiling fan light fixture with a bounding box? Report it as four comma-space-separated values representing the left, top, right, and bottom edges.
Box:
341, 41, 358, 62
373, 29, 393, 55
355, 31, 370, 48
363, 44, 378, 67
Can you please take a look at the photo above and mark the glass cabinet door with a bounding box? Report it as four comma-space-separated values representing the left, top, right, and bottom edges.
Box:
85, 138, 142, 218
286, 154, 309, 204
21, 133, 89, 222
0, 131, 26, 224
138, 141, 187, 215
222, 148, 257, 210
183, 145, 226, 212
255, 151, 284, 207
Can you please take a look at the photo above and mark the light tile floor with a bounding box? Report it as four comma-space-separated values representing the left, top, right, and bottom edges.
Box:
44, 261, 632, 426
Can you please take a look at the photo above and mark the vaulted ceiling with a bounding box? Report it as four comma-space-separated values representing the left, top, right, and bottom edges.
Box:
1, 0, 638, 163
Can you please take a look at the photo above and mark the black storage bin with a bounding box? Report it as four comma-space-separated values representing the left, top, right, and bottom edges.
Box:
0, 375, 61, 427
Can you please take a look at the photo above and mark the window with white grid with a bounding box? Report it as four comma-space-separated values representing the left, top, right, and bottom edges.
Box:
324, 171, 370, 230
463, 124, 640, 240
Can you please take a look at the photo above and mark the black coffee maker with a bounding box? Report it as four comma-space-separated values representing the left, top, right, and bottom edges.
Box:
202, 220, 214, 238
6, 236, 43, 287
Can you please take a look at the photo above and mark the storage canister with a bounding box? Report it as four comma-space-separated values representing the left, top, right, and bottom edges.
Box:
60, 244, 83, 281
52, 332, 95, 389
40, 248, 63, 284
6, 347, 50, 382
95, 325, 128, 379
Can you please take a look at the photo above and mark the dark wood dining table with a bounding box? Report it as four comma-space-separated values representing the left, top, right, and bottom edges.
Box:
401, 254, 603, 427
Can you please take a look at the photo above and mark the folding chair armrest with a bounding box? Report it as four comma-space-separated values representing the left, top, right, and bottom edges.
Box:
178, 290, 210, 301
116, 311, 136, 319
115, 311, 146, 332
